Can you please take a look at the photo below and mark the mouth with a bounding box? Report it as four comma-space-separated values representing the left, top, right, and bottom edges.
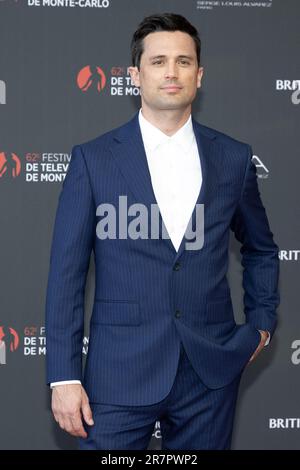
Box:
161, 86, 182, 92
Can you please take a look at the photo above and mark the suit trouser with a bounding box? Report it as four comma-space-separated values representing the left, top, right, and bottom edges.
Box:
78, 343, 243, 450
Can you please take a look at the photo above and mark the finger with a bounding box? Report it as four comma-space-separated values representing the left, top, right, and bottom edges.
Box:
69, 414, 88, 438
57, 414, 75, 434
59, 416, 82, 436
249, 352, 257, 363
58, 418, 66, 431
249, 345, 262, 363
82, 401, 94, 426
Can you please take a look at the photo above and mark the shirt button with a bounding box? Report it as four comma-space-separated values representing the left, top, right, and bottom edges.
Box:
173, 262, 181, 271
175, 310, 181, 318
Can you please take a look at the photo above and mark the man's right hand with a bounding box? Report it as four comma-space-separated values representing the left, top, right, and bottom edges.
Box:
51, 384, 94, 438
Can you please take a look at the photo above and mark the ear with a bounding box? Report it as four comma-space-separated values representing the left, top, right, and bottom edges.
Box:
197, 67, 204, 89
128, 66, 141, 87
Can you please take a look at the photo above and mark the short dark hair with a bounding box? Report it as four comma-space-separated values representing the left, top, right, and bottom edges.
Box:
131, 12, 201, 70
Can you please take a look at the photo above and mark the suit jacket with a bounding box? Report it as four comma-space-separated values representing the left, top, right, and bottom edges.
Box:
45, 111, 280, 406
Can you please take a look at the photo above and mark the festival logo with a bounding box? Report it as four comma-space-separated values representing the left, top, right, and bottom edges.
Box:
0, 152, 21, 179
0, 326, 19, 365
77, 65, 106, 93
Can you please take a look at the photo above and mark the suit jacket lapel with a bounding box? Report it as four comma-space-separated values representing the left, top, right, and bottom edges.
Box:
109, 112, 158, 207
173, 118, 219, 263
109, 111, 219, 261
109, 112, 175, 254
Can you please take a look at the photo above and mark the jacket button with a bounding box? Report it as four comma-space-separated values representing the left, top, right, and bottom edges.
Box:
175, 310, 181, 318
173, 262, 181, 271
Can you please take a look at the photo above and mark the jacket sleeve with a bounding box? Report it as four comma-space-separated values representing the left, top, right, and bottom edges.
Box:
45, 145, 95, 384
230, 145, 280, 340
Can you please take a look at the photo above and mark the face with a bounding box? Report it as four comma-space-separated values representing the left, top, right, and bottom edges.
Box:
128, 30, 203, 112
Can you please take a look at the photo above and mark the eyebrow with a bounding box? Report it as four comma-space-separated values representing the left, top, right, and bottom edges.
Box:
148, 55, 195, 61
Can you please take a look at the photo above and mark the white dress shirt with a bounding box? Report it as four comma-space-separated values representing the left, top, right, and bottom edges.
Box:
50, 108, 269, 388
138, 108, 202, 251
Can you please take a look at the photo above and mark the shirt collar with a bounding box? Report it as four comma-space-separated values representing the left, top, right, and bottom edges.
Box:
138, 108, 195, 154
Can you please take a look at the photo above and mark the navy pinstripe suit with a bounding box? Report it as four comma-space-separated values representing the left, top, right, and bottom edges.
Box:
45, 111, 279, 449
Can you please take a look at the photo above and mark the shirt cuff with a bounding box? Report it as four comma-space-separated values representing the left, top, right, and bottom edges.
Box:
50, 380, 81, 389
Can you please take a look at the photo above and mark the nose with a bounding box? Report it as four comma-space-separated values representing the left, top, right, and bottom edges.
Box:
164, 61, 178, 80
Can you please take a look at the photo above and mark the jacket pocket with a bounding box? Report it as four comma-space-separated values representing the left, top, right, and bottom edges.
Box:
91, 300, 141, 326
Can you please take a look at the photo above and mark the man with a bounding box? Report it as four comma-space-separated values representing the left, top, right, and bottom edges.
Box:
45, 13, 280, 450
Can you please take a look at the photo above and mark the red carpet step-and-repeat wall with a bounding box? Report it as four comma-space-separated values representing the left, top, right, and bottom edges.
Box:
0, 0, 299, 450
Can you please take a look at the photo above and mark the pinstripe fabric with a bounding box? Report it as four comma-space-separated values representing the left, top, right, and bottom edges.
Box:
45, 111, 280, 406
78, 343, 242, 450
